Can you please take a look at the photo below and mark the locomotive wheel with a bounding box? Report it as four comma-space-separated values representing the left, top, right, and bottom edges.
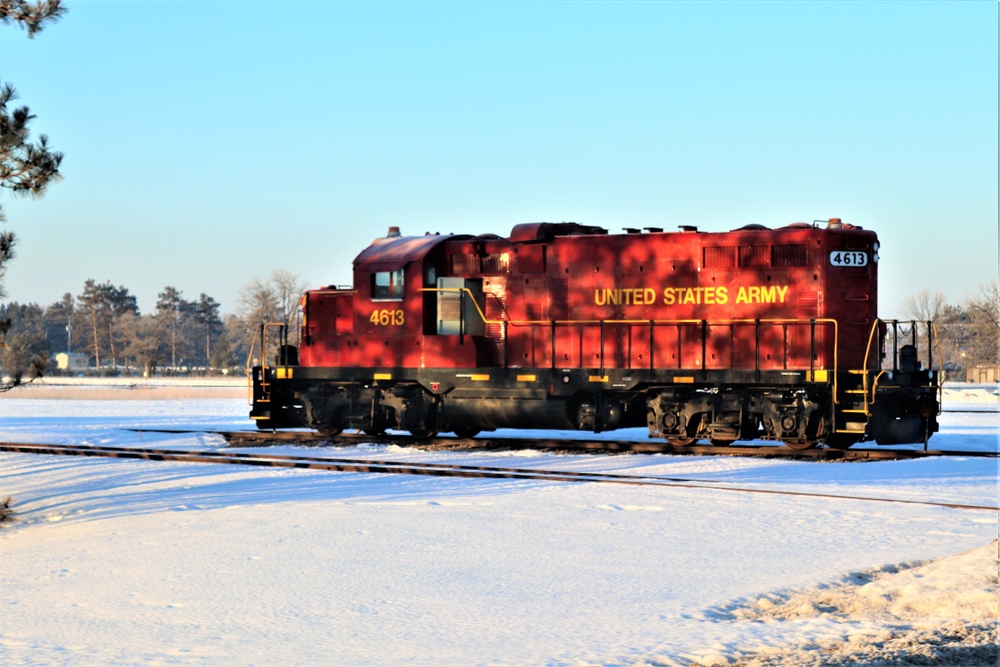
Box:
667, 438, 696, 447
362, 429, 386, 437
783, 440, 818, 450
452, 426, 481, 439
408, 428, 437, 439
318, 427, 344, 437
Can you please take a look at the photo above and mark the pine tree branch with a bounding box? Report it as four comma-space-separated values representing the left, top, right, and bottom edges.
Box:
0, 0, 66, 37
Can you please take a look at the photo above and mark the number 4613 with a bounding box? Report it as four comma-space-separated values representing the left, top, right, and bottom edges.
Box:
370, 309, 404, 326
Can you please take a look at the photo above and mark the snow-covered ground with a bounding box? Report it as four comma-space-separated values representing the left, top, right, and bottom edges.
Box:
1, 385, 997, 666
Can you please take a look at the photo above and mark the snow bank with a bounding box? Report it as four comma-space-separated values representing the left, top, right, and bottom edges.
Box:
725, 540, 998, 624
24, 377, 247, 387
942, 384, 999, 406
698, 540, 1000, 666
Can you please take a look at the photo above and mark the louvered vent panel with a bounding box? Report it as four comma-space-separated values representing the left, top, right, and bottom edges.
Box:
772, 244, 808, 267
480, 253, 510, 274
526, 303, 545, 321
485, 295, 506, 343
703, 246, 736, 269
550, 279, 569, 320
450, 254, 477, 274
796, 292, 821, 318
739, 245, 770, 268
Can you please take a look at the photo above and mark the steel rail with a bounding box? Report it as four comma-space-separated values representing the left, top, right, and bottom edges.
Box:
4, 442, 717, 485
3, 442, 997, 512
125, 428, 1000, 461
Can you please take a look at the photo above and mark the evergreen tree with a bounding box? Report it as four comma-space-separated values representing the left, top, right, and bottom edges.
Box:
107, 284, 138, 372
0, 301, 48, 383
77, 279, 110, 368
210, 320, 239, 373
0, 1, 67, 37
0, 0, 65, 390
193, 293, 224, 370
0, 0, 66, 293
42, 292, 74, 354
155, 286, 196, 370
76, 280, 137, 370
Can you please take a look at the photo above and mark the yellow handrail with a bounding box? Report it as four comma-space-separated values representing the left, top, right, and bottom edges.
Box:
245, 328, 259, 405
854, 318, 943, 420
932, 321, 943, 415
421, 286, 840, 394
247, 322, 287, 405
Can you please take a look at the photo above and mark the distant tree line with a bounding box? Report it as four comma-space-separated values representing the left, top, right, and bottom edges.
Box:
901, 283, 999, 380
4, 276, 996, 385
0, 270, 307, 382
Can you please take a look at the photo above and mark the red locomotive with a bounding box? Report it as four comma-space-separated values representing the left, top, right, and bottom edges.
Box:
250, 219, 940, 449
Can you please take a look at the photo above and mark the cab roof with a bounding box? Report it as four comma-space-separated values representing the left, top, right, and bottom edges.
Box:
353, 233, 458, 273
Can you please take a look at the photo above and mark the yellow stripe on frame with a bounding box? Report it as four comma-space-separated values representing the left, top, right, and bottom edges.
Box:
673, 376, 695, 384
516, 374, 537, 382
589, 375, 609, 383
373, 373, 392, 381
470, 374, 491, 382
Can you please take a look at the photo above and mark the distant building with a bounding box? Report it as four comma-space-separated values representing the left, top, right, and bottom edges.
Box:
55, 353, 89, 371
966, 366, 1000, 383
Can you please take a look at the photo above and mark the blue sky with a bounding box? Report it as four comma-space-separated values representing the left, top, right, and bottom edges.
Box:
2, 1, 997, 315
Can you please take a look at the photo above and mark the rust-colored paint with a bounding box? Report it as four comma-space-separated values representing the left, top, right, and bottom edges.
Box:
298, 222, 879, 373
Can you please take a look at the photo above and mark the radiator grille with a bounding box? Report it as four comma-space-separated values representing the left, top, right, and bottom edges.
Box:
703, 246, 736, 269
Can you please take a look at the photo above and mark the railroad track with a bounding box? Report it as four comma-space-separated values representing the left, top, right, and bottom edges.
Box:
2, 441, 996, 513
127, 428, 999, 461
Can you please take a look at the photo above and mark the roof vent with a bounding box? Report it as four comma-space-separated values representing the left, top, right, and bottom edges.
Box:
387, 226, 401, 237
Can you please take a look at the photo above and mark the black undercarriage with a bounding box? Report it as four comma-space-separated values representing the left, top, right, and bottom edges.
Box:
251, 364, 939, 449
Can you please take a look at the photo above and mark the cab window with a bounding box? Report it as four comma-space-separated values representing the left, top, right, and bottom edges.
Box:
372, 269, 404, 300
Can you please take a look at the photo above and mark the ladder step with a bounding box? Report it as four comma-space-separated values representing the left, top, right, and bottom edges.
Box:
841, 409, 868, 414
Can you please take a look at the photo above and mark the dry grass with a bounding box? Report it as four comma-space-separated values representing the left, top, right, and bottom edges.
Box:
0, 384, 246, 401
0, 496, 13, 525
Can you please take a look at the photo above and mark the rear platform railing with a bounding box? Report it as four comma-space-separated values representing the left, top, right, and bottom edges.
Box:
246, 322, 289, 406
